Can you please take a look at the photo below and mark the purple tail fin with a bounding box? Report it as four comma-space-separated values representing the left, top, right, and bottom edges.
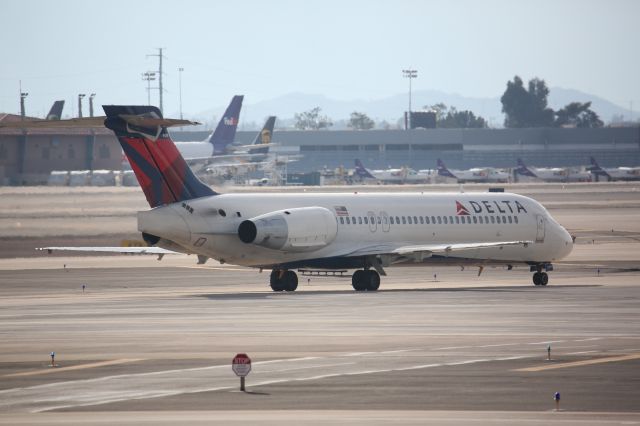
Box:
209, 95, 243, 155
436, 159, 457, 179
103, 105, 216, 208
515, 158, 537, 177
354, 159, 375, 179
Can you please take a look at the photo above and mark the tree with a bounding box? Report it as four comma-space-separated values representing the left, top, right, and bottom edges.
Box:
347, 111, 375, 130
501, 76, 554, 128
555, 102, 603, 128
423, 103, 488, 128
294, 107, 333, 130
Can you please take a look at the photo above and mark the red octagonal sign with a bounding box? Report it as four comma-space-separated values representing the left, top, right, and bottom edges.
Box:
232, 353, 252, 377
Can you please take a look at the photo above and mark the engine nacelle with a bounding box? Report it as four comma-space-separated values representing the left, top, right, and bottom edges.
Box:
238, 206, 338, 252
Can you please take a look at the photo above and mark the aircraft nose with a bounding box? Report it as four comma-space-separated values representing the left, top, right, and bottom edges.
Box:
558, 225, 574, 259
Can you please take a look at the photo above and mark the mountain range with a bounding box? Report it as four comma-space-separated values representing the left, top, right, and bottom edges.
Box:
189, 88, 637, 130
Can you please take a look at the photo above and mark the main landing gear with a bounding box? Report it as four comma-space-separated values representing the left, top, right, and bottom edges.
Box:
352, 269, 380, 291
270, 270, 298, 292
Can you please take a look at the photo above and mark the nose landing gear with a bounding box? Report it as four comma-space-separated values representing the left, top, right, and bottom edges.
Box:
532, 271, 548, 286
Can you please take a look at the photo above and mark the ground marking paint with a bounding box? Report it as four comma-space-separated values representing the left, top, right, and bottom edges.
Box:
3, 359, 145, 378
515, 353, 640, 372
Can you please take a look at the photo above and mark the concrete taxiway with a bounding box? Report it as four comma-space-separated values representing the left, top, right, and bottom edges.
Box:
1, 257, 639, 424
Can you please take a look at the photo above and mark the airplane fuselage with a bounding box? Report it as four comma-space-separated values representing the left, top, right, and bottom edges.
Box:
139, 192, 573, 270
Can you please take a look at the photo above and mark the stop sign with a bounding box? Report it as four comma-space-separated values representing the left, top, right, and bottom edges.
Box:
232, 353, 252, 377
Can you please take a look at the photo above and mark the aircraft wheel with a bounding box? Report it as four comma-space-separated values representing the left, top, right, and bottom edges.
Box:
352, 270, 366, 291
364, 270, 380, 291
532, 272, 541, 286
283, 270, 298, 292
539, 272, 549, 286
270, 270, 285, 292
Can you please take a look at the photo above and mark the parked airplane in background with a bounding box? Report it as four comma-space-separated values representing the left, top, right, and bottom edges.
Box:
40, 106, 574, 291
354, 159, 425, 184
174, 95, 244, 159
515, 158, 590, 183
46, 100, 65, 120
436, 159, 510, 184
588, 157, 640, 181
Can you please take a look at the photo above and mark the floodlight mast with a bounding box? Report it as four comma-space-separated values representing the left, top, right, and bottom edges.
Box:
402, 69, 418, 130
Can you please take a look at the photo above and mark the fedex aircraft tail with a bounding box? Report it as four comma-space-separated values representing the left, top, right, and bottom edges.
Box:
250, 116, 276, 155
588, 156, 608, 176
209, 95, 243, 155
354, 159, 376, 179
436, 159, 457, 179
104, 105, 216, 208
515, 158, 537, 178
46, 100, 65, 120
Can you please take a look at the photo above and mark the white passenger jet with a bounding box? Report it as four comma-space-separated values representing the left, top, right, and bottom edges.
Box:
39, 106, 574, 291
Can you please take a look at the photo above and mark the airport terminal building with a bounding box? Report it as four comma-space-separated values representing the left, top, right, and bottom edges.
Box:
0, 114, 638, 185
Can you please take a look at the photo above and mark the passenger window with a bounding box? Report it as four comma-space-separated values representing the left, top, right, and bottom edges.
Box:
455, 217, 459, 224
364, 217, 368, 224
358, 217, 363, 225
383, 216, 388, 224
449, 216, 454, 224
408, 216, 412, 224
340, 217, 344, 224
437, 216, 442, 224
346, 217, 350, 224
491, 216, 495, 224
419, 216, 424, 224
443, 216, 448, 224
413, 216, 418, 224
484, 216, 489, 224
473, 216, 477, 224
402, 216, 406, 224
425, 216, 430, 224
377, 216, 381, 224
508, 216, 513, 224
514, 216, 519, 224
502, 216, 506, 223
396, 216, 400, 224
390, 216, 395, 224
431, 216, 436, 224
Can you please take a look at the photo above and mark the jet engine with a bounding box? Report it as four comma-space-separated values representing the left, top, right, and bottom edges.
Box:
238, 207, 338, 252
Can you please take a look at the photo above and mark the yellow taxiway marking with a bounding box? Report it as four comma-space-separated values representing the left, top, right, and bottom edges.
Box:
4, 358, 145, 377
515, 353, 640, 372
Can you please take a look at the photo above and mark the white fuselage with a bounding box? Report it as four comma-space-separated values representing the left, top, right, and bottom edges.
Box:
138, 192, 573, 269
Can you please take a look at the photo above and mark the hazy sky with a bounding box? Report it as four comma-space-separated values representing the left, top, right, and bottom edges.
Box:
1, 0, 638, 118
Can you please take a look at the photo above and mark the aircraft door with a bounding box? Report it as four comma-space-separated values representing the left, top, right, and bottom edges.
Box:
381, 211, 390, 232
535, 214, 545, 243
367, 211, 377, 233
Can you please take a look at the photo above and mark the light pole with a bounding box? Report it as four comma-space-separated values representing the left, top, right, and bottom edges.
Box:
142, 72, 156, 105
78, 94, 86, 118
402, 69, 418, 130
20, 92, 28, 120
89, 93, 96, 117
178, 67, 184, 120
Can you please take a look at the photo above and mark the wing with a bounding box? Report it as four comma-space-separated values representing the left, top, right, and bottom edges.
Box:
345, 240, 532, 257
36, 246, 177, 257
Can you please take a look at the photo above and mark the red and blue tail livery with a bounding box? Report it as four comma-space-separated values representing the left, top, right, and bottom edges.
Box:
103, 105, 216, 207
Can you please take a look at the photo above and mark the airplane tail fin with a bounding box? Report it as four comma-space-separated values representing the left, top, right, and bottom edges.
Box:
103, 105, 217, 208
436, 158, 457, 178
46, 100, 65, 120
209, 95, 243, 155
354, 159, 375, 179
249, 116, 276, 155
515, 158, 537, 177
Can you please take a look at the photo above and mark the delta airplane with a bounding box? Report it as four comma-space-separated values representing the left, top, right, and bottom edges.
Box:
516, 158, 590, 183
40, 106, 574, 291
436, 159, 510, 183
588, 157, 640, 181
354, 159, 426, 184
